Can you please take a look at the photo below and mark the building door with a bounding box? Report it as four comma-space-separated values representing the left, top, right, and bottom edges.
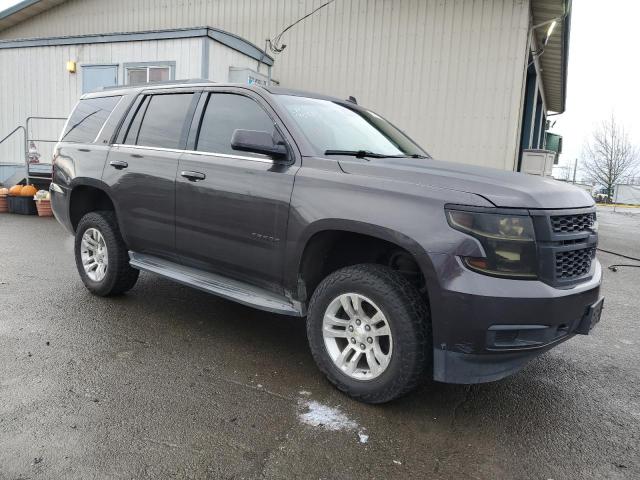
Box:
104, 91, 199, 261
175, 91, 297, 294
82, 65, 118, 93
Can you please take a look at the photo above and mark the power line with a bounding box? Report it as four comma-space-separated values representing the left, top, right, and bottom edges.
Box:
267, 0, 336, 55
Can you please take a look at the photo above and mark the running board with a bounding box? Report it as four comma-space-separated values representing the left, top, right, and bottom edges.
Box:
129, 252, 304, 317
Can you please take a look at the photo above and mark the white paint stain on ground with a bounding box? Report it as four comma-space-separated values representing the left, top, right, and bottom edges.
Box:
298, 400, 358, 431
298, 400, 369, 444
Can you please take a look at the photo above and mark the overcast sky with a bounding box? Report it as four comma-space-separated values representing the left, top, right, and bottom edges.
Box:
0, 0, 636, 175
551, 0, 639, 179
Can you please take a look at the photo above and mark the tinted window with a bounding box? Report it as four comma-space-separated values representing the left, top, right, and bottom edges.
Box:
133, 94, 194, 149
277, 95, 427, 157
122, 96, 149, 145
197, 93, 275, 156
61, 96, 121, 143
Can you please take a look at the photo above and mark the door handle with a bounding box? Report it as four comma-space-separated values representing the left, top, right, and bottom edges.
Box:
109, 160, 128, 170
180, 171, 206, 182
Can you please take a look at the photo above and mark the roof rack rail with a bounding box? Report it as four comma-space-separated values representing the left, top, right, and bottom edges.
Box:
99, 78, 216, 91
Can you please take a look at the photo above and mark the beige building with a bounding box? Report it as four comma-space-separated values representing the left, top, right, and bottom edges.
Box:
0, 0, 570, 183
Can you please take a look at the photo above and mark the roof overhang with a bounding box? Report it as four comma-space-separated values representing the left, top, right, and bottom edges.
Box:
0, 26, 274, 65
0, 0, 66, 31
531, 0, 572, 113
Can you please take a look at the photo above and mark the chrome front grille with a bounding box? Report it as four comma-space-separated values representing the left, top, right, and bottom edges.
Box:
550, 212, 596, 233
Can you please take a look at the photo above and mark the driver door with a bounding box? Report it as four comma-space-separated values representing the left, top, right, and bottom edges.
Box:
175, 90, 298, 294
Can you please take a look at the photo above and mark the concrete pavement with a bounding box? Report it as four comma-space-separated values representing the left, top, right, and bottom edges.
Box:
0, 209, 638, 479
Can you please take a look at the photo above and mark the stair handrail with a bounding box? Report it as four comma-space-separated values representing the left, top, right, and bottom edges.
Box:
25, 116, 67, 185
0, 126, 27, 183
2, 117, 66, 185
0, 125, 26, 148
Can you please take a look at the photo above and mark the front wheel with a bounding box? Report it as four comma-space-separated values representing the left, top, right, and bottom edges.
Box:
306, 264, 432, 404
74, 211, 139, 296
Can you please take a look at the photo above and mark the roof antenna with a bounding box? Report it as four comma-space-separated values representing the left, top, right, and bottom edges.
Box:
267, 0, 335, 55
347, 96, 358, 104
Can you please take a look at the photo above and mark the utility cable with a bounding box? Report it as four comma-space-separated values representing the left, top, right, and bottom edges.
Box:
267, 0, 336, 54
597, 247, 640, 272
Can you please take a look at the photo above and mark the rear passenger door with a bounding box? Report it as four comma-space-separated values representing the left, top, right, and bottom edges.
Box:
175, 90, 298, 294
104, 91, 199, 260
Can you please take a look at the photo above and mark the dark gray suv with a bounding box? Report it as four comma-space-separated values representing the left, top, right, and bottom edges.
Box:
51, 82, 603, 403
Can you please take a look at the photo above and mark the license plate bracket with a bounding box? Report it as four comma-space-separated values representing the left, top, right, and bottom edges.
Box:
575, 297, 604, 335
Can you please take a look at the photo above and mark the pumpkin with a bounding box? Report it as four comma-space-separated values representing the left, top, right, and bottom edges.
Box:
8, 184, 22, 196
0, 187, 8, 196
20, 185, 38, 197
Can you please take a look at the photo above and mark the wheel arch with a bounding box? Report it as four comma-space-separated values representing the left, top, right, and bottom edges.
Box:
288, 219, 437, 305
68, 178, 122, 233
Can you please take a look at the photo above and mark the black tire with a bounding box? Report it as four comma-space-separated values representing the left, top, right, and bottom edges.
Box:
74, 211, 139, 296
307, 264, 432, 404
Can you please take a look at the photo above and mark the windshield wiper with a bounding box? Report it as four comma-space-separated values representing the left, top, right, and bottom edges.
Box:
410, 154, 429, 159
324, 149, 405, 159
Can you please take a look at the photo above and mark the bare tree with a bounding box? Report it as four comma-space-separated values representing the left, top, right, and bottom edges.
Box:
583, 114, 639, 197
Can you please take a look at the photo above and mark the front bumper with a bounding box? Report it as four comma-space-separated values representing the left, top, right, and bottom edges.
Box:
428, 253, 602, 384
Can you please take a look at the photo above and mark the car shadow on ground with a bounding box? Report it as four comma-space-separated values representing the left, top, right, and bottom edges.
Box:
116, 272, 588, 423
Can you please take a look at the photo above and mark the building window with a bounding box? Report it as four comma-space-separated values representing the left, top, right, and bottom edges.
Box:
82, 64, 118, 93
124, 62, 175, 86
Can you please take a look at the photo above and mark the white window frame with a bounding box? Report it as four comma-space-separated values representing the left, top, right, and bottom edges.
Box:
123, 61, 176, 85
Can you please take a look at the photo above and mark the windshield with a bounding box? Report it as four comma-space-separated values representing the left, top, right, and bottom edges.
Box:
277, 95, 428, 157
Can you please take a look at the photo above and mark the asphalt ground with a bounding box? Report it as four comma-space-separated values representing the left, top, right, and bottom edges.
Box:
0, 207, 639, 479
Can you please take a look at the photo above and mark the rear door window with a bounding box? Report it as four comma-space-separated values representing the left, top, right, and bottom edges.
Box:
125, 93, 195, 149
196, 93, 275, 156
61, 96, 121, 143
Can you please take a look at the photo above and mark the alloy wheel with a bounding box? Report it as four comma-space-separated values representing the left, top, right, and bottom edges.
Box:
322, 293, 393, 380
81, 227, 109, 282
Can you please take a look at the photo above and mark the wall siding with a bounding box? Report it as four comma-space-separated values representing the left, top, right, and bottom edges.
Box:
0, 37, 203, 165
0, 0, 531, 170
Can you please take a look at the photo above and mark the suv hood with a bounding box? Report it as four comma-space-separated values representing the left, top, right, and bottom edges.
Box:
338, 157, 594, 209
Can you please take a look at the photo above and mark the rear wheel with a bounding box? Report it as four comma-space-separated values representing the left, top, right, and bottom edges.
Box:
74, 211, 139, 296
307, 264, 431, 403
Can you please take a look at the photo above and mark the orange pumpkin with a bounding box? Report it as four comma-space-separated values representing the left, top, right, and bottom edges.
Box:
0, 187, 8, 196
8, 184, 22, 196
20, 185, 38, 197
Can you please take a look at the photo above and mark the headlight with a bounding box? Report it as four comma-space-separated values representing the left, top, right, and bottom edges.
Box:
446, 208, 538, 279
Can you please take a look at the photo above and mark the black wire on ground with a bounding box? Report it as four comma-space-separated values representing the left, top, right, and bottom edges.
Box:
597, 248, 640, 272
597, 247, 640, 263
608, 264, 640, 272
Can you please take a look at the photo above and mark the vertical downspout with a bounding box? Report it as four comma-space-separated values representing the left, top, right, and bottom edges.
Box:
513, 4, 535, 172
201, 34, 210, 80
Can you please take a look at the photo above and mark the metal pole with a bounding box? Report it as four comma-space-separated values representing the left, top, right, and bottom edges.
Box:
572, 158, 578, 184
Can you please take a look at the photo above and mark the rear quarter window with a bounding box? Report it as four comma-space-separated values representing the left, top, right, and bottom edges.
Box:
61, 96, 121, 143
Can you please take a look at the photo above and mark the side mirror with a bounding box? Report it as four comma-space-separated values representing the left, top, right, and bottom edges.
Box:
231, 129, 288, 158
